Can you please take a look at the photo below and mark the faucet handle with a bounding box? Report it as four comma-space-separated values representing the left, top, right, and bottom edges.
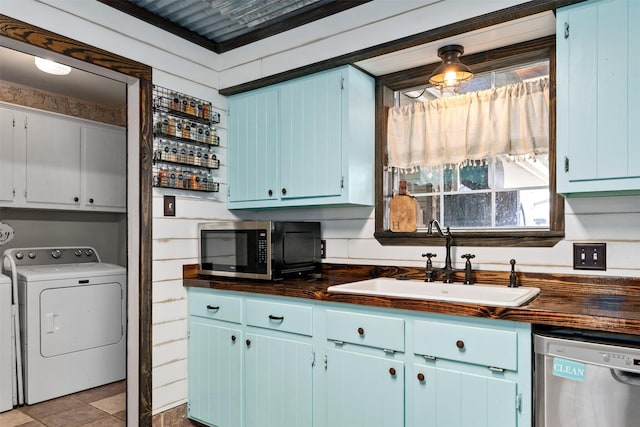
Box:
461, 254, 475, 285
508, 259, 519, 288
422, 253, 437, 260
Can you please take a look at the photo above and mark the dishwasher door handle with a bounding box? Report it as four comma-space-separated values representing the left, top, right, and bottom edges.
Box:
611, 369, 640, 387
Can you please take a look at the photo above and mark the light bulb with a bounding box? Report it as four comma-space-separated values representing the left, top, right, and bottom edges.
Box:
34, 57, 71, 75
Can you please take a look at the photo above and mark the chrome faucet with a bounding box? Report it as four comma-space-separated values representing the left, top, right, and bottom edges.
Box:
422, 219, 475, 284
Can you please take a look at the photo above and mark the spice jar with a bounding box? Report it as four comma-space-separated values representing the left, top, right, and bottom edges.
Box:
177, 169, 185, 189
169, 92, 179, 111
158, 166, 169, 187
168, 167, 176, 188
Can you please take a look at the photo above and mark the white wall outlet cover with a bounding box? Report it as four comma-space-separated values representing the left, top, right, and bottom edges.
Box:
0, 221, 15, 245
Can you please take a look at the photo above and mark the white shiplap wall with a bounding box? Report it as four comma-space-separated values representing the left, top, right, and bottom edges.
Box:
252, 197, 640, 277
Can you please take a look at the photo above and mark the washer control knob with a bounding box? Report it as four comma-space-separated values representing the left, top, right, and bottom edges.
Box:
15, 252, 24, 260
51, 249, 62, 259
28, 252, 36, 259
75, 250, 83, 257
85, 249, 94, 257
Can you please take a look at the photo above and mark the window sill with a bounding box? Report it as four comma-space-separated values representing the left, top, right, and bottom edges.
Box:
374, 230, 564, 247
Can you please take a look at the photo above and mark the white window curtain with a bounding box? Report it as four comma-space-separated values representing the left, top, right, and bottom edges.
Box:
386, 78, 549, 171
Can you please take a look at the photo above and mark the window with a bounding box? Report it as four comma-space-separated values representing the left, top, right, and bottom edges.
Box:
375, 37, 564, 247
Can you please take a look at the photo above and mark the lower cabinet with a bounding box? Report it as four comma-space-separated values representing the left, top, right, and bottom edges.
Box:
187, 288, 532, 427
244, 333, 313, 427
188, 320, 242, 426
411, 364, 518, 427
327, 348, 404, 427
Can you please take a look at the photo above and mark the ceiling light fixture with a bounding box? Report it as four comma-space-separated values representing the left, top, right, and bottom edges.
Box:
428, 45, 473, 92
34, 57, 71, 76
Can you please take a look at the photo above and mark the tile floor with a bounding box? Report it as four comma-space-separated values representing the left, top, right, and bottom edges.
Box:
0, 381, 126, 427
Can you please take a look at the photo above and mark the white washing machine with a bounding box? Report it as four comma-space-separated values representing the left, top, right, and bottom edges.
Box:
3, 247, 126, 405
0, 272, 14, 412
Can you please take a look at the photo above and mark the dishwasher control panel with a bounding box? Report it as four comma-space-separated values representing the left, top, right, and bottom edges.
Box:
541, 334, 640, 373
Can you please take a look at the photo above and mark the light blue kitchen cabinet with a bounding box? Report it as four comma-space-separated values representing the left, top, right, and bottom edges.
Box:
187, 289, 243, 427
187, 288, 532, 427
411, 364, 517, 427
326, 347, 404, 427
227, 86, 279, 205
244, 333, 313, 427
408, 316, 531, 427
244, 297, 314, 427
227, 65, 374, 209
188, 320, 242, 427
325, 307, 405, 426
187, 290, 314, 427
556, 0, 640, 196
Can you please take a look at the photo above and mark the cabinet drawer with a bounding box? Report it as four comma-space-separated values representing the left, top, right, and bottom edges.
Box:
414, 320, 517, 370
327, 309, 404, 352
246, 299, 312, 336
189, 290, 242, 324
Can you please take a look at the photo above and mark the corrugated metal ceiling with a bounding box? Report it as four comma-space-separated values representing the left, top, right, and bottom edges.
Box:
128, 0, 331, 42
100, 0, 369, 52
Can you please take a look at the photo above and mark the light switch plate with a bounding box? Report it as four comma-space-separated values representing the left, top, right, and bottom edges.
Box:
573, 243, 606, 270
164, 195, 176, 216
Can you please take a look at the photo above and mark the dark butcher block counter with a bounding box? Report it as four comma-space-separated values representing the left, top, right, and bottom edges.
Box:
183, 263, 640, 335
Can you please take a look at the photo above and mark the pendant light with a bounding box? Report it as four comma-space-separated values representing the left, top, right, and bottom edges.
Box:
428, 45, 473, 91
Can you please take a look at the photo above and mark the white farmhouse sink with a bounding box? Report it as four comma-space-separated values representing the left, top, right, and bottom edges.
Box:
327, 277, 540, 307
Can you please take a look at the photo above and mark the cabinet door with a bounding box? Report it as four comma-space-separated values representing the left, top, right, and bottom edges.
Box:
244, 333, 313, 427
227, 87, 279, 204
327, 347, 404, 427
279, 69, 343, 200
83, 125, 126, 210
25, 112, 81, 205
0, 107, 14, 202
411, 364, 517, 427
557, 0, 640, 194
188, 320, 242, 427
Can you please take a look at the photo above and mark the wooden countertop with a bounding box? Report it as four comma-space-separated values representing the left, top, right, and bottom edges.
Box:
183, 264, 640, 335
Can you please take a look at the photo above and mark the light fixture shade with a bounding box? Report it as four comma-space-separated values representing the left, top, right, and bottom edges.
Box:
428, 45, 473, 90
34, 57, 71, 76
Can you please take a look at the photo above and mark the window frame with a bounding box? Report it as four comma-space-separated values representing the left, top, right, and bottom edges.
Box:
374, 36, 564, 247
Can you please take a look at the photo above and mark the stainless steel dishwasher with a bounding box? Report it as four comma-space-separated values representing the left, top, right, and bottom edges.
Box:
535, 331, 640, 427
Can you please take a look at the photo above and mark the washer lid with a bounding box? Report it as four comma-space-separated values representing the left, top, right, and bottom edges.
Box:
0, 273, 10, 284
15, 263, 126, 282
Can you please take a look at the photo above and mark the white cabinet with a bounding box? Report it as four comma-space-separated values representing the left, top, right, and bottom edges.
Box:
83, 125, 126, 209
0, 106, 15, 202
0, 104, 126, 212
25, 111, 81, 206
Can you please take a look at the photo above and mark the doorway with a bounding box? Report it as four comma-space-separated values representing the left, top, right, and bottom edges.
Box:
0, 15, 153, 426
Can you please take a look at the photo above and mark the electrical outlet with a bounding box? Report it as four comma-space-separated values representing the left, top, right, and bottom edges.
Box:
320, 239, 326, 259
573, 243, 606, 271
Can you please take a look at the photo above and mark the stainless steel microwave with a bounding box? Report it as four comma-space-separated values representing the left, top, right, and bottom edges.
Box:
198, 221, 322, 280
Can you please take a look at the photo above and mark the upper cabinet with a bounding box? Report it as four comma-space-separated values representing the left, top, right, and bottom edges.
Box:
227, 65, 375, 209
556, 0, 640, 196
0, 104, 126, 212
